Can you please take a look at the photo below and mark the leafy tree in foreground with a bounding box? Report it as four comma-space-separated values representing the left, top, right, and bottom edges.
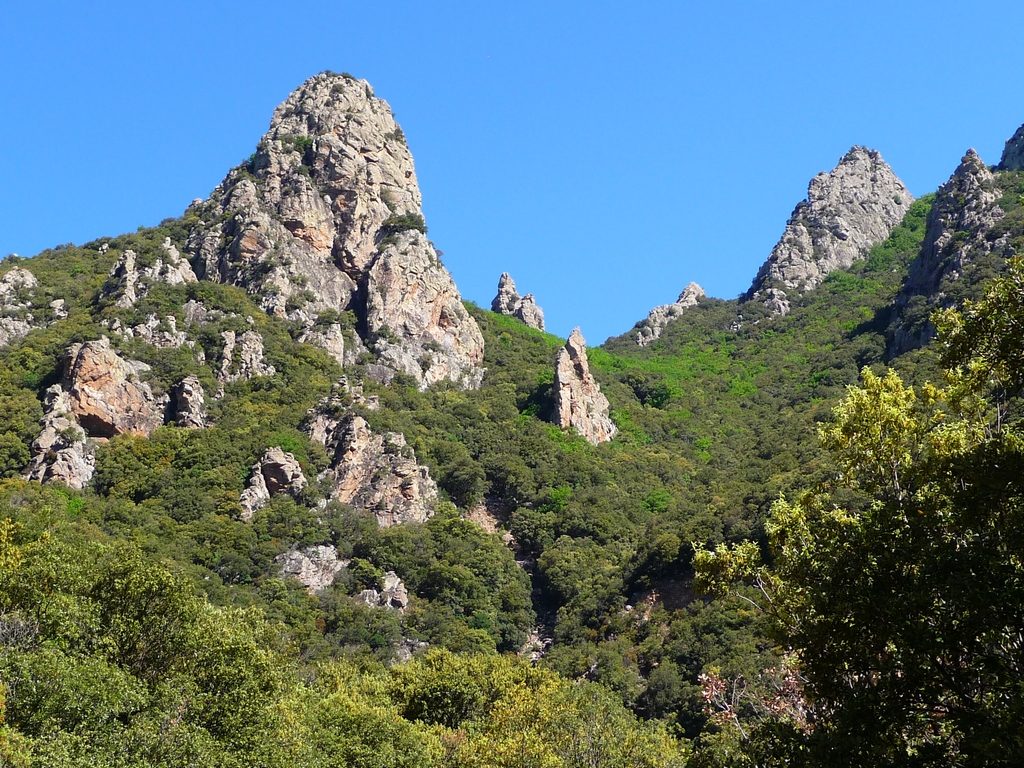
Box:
695, 260, 1024, 766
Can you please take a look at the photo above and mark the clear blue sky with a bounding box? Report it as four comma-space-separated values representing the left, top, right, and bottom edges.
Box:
3, 1, 1023, 342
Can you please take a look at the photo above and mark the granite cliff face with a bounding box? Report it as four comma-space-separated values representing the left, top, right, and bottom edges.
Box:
491, 273, 545, 331
186, 72, 484, 389
890, 150, 1009, 352
634, 282, 705, 346
747, 147, 913, 315
552, 329, 616, 445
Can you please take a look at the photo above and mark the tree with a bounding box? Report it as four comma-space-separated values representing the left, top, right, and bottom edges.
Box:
695, 262, 1024, 766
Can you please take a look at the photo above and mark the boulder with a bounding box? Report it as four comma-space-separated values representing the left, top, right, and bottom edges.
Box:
277, 544, 348, 593
239, 447, 307, 520
551, 328, 616, 445
357, 570, 409, 611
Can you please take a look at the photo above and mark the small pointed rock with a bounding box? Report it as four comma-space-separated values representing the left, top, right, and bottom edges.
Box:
552, 328, 616, 445
491, 272, 545, 331
635, 282, 705, 346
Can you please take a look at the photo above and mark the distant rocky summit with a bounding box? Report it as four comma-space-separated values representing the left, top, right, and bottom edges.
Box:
552, 329, 616, 445
890, 149, 1009, 353
185, 72, 484, 389
999, 123, 1024, 170
491, 272, 545, 330
746, 146, 913, 315
634, 282, 705, 346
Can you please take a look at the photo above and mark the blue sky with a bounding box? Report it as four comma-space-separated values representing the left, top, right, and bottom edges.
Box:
3, 1, 1023, 342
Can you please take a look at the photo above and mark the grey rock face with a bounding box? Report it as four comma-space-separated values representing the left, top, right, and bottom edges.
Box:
239, 447, 307, 521
747, 146, 913, 315
277, 544, 349, 593
552, 328, 616, 445
170, 375, 208, 428
634, 282, 705, 346
103, 240, 197, 309
999, 124, 1024, 171
23, 386, 95, 489
108, 314, 190, 350
357, 571, 409, 611
491, 272, 545, 331
217, 329, 275, 391
307, 406, 437, 526
891, 150, 1008, 352
186, 72, 484, 389
364, 230, 485, 388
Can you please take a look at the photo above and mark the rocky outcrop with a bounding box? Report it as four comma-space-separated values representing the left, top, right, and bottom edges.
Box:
186, 72, 484, 389
22, 386, 95, 489
23, 339, 164, 488
634, 282, 705, 346
891, 150, 1009, 353
491, 273, 545, 331
277, 544, 348, 593
108, 314, 191, 350
239, 447, 307, 520
552, 329, 616, 445
746, 147, 913, 315
0, 267, 40, 347
999, 124, 1024, 171
307, 406, 437, 526
58, 338, 164, 439
102, 239, 197, 308
170, 376, 208, 428
364, 230, 485, 388
217, 328, 275, 390
357, 570, 409, 611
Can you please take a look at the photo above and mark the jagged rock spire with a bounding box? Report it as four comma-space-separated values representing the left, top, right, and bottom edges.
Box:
186, 72, 484, 389
552, 328, 616, 445
746, 146, 913, 315
491, 272, 545, 330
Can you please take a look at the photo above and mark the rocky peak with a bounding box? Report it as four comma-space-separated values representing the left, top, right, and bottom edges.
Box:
634, 281, 705, 346
746, 146, 913, 315
186, 72, 484, 389
999, 123, 1024, 171
890, 149, 1008, 352
491, 272, 545, 331
306, 405, 437, 526
552, 328, 616, 445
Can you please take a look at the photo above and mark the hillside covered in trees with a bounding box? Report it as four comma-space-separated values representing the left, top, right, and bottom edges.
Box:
0, 72, 1022, 766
